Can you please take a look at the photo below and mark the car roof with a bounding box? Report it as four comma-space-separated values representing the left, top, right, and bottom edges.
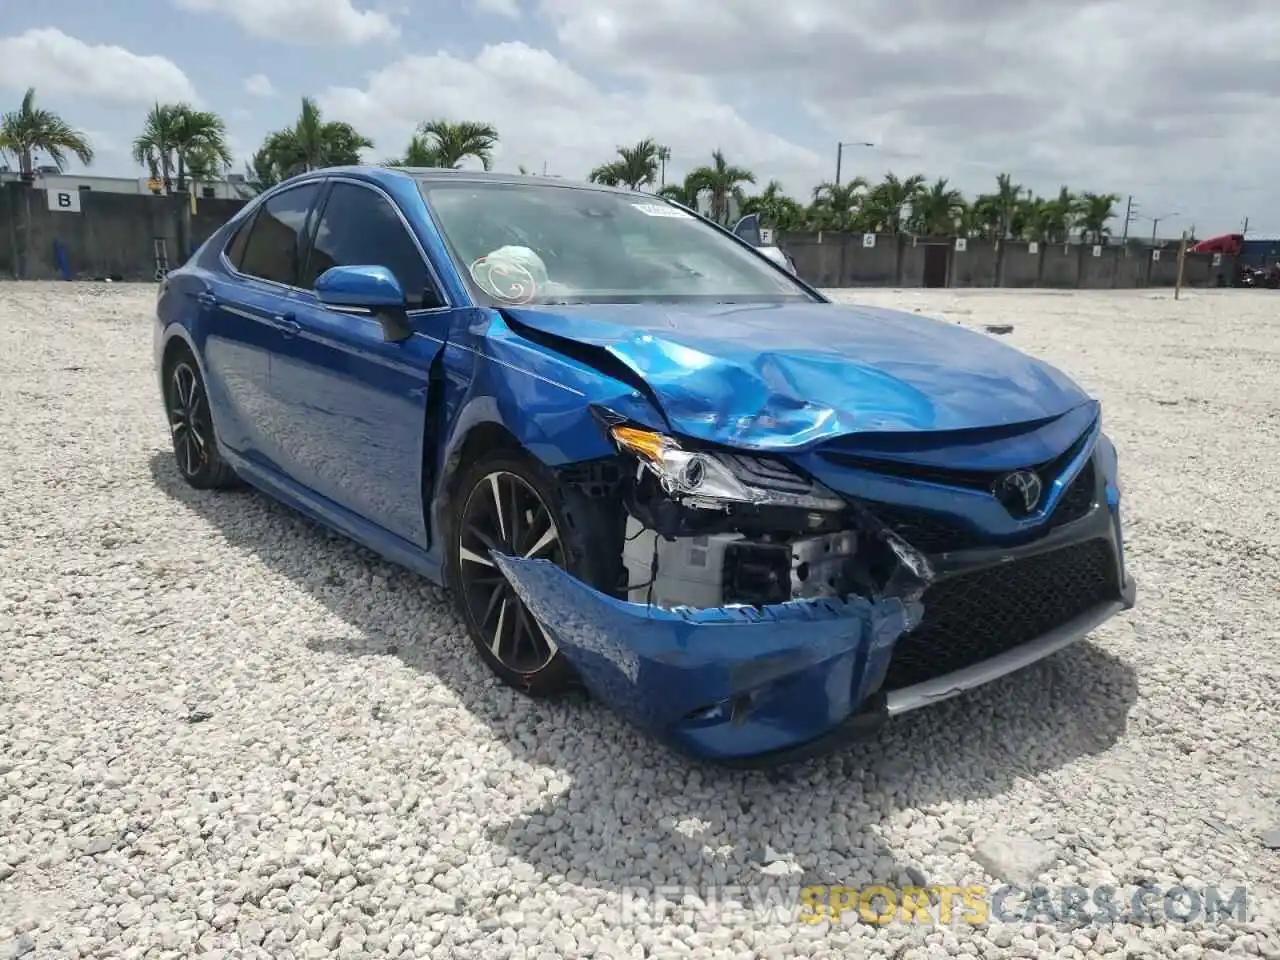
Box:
299, 164, 640, 197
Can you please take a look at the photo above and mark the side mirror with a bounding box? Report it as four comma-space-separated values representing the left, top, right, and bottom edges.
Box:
315, 265, 413, 342
315, 264, 406, 309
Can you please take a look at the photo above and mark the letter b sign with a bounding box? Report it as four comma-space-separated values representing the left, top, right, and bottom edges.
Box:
47, 189, 82, 213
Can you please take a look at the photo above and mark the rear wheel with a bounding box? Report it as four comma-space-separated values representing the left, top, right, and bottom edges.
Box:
164, 349, 238, 490
446, 449, 618, 697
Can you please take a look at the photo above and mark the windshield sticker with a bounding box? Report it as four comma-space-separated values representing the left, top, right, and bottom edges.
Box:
469, 256, 539, 304
632, 203, 693, 219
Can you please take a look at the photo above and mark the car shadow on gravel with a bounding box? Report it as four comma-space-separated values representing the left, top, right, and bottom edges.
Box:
149, 451, 1140, 898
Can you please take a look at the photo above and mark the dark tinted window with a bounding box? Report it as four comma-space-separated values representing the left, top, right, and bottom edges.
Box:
238, 184, 321, 285
223, 211, 256, 269
303, 183, 432, 307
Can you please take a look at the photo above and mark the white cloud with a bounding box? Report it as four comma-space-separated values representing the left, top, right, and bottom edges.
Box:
0, 28, 199, 105
173, 0, 398, 45
533, 0, 1280, 233
318, 42, 822, 189
475, 0, 522, 18
243, 73, 275, 97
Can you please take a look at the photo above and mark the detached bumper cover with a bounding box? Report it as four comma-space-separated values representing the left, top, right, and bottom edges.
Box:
493, 552, 919, 761
493, 554, 1136, 767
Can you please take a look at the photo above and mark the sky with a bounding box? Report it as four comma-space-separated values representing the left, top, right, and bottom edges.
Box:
1, 0, 1276, 237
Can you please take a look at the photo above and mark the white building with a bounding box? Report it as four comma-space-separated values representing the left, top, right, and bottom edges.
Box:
0, 167, 247, 200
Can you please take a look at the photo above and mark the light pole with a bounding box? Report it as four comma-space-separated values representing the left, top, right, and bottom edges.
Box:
657, 145, 671, 187
1150, 212, 1179, 245
835, 140, 874, 186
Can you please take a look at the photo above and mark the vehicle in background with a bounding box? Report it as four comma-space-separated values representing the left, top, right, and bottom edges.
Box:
1190, 233, 1243, 256
732, 213, 798, 274
1237, 263, 1280, 288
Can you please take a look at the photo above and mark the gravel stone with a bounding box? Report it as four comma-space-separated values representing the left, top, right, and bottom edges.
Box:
2, 282, 1279, 959
970, 832, 1056, 888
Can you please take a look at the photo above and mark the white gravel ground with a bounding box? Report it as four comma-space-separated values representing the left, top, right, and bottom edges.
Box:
1, 281, 1278, 960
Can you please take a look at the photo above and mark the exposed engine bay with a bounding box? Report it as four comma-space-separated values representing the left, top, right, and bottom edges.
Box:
565, 409, 936, 614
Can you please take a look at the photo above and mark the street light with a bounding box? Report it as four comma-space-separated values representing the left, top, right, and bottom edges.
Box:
657, 145, 671, 187
1150, 212, 1180, 244
835, 140, 875, 186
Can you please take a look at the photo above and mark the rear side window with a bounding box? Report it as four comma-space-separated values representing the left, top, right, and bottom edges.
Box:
223, 212, 256, 269
238, 183, 322, 285
302, 182, 433, 307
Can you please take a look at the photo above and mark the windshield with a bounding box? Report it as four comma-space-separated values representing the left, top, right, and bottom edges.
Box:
417, 180, 814, 306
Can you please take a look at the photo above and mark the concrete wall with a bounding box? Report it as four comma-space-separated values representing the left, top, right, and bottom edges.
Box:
780, 231, 1237, 289
0, 184, 1236, 289
0, 183, 246, 281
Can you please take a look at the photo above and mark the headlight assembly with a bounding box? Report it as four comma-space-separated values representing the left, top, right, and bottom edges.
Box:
609, 425, 846, 512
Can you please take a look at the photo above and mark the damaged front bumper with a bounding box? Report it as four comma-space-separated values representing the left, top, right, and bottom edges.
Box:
492, 423, 1138, 767
493, 551, 918, 763
495, 548, 1136, 766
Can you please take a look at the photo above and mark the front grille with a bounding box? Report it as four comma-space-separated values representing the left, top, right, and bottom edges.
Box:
882, 538, 1118, 690
1049, 458, 1096, 527
862, 455, 1099, 554
867, 502, 984, 554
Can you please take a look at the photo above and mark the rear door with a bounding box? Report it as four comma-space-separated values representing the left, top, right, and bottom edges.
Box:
267, 177, 450, 549
203, 181, 324, 470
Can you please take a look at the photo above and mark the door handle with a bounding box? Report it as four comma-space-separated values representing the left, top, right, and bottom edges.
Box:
196, 291, 218, 306
276, 313, 301, 337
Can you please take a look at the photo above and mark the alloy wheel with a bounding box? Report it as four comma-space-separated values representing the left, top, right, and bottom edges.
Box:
167, 362, 210, 478
458, 470, 564, 673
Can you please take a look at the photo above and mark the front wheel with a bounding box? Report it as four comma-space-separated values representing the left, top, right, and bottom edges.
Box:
445, 449, 617, 697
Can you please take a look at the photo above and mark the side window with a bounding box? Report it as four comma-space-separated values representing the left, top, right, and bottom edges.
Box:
302, 182, 433, 307
223, 211, 256, 269
238, 184, 322, 285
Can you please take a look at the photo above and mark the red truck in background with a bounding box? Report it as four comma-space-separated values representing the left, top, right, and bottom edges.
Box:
1190, 233, 1243, 255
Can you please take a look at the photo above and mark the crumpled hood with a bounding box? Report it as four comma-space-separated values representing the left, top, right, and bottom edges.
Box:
501, 301, 1091, 450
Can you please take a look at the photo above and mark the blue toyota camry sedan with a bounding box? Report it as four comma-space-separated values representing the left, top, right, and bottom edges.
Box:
154, 165, 1136, 767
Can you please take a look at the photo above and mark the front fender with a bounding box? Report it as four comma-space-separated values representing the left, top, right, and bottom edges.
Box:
431, 309, 671, 525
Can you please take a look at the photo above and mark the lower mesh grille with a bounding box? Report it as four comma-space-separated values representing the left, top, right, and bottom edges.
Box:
883, 538, 1118, 690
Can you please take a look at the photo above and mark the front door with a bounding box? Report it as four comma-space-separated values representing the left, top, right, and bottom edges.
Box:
268, 178, 450, 549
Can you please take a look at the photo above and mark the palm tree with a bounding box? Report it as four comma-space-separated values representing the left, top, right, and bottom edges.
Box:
991, 172, 1023, 241
133, 103, 230, 192
808, 178, 867, 232
588, 138, 660, 191
1016, 187, 1079, 244
686, 149, 755, 224
133, 104, 178, 190
247, 97, 374, 188
741, 180, 805, 231
1078, 192, 1120, 245
908, 178, 967, 236
1, 87, 94, 179
382, 134, 440, 168
415, 119, 499, 170
862, 173, 925, 234
587, 162, 623, 187
656, 178, 700, 209
184, 143, 230, 199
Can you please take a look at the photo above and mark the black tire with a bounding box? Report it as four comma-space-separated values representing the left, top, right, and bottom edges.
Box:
163, 347, 239, 490
445, 447, 620, 697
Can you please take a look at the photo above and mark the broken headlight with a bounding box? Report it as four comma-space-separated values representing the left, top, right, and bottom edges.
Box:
609, 425, 846, 512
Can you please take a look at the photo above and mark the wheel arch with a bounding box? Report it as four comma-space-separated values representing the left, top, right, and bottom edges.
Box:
160, 327, 198, 375
157, 324, 208, 392
429, 398, 621, 552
